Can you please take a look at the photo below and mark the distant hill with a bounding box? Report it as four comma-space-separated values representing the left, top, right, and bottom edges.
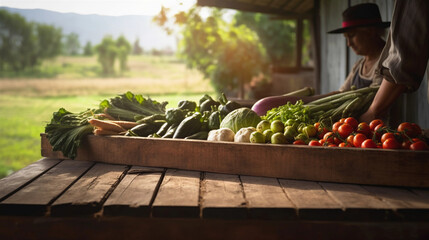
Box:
1, 7, 177, 52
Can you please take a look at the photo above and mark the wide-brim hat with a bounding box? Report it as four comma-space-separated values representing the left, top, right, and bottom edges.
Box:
328, 3, 390, 34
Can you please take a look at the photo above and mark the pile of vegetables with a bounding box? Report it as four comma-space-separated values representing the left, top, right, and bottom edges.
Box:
246, 86, 429, 150
45, 86, 428, 160
45, 91, 167, 159
45, 108, 97, 159
45, 91, 246, 158
263, 86, 379, 127
251, 115, 428, 150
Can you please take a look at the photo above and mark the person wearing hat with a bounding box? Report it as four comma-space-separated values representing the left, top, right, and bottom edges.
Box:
252, 3, 390, 116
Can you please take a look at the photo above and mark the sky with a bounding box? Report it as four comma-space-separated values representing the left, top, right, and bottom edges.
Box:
0, 0, 197, 16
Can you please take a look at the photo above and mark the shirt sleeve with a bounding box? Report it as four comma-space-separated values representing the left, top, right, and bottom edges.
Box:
378, 0, 429, 92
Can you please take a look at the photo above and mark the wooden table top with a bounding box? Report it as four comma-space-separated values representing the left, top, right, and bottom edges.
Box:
1, 158, 429, 239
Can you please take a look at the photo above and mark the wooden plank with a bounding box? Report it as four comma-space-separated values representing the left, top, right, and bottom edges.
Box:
279, 179, 343, 220
411, 188, 429, 200
3, 216, 429, 240
0, 160, 93, 216
50, 163, 127, 216
103, 166, 164, 217
40, 134, 429, 187
0, 158, 59, 201
320, 182, 393, 220
363, 186, 429, 220
201, 173, 247, 219
241, 175, 296, 220
152, 169, 200, 218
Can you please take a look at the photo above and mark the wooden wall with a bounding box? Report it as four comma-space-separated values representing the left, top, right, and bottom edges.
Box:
319, 0, 429, 128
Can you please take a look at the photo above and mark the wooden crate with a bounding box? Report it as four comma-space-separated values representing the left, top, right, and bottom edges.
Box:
40, 133, 429, 188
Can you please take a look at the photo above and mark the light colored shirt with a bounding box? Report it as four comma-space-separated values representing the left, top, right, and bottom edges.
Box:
339, 57, 383, 92
376, 0, 429, 100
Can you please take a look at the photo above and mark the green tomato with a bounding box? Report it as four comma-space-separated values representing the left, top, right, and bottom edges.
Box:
250, 131, 265, 143
284, 119, 296, 126
294, 133, 309, 143
285, 119, 299, 130
256, 120, 271, 133
271, 132, 287, 144
271, 120, 285, 133
283, 126, 297, 143
297, 122, 307, 133
263, 129, 274, 143
302, 125, 317, 137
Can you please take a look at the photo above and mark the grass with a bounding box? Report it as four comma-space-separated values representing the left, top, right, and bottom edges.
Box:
0, 55, 215, 178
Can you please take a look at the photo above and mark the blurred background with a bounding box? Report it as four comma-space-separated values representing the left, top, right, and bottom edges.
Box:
0, 0, 313, 178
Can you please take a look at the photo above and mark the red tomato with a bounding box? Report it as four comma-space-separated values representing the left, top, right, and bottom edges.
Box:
344, 117, 358, 130
382, 138, 401, 149
314, 122, 320, 130
374, 124, 387, 141
317, 127, 329, 140
293, 140, 306, 145
361, 139, 377, 148
357, 122, 371, 137
327, 144, 338, 147
334, 137, 343, 145
397, 122, 417, 138
411, 123, 422, 136
338, 123, 354, 139
369, 119, 384, 131
410, 141, 428, 151
402, 141, 412, 150
339, 142, 353, 147
381, 132, 396, 143
319, 139, 326, 145
332, 122, 343, 133
353, 133, 367, 148
308, 140, 322, 147
338, 118, 346, 124
346, 135, 355, 147
323, 132, 336, 144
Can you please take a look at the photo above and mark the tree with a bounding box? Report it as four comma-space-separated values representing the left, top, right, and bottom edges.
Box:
63, 32, 81, 55
155, 6, 267, 96
132, 38, 143, 55
36, 24, 63, 60
83, 41, 94, 56
0, 10, 35, 71
95, 36, 117, 75
234, 12, 296, 68
116, 35, 131, 73
0, 9, 62, 72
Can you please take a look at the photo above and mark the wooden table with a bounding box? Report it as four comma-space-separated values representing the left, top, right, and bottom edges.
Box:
1, 158, 429, 240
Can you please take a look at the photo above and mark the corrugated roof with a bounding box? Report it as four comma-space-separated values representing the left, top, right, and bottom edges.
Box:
197, 0, 314, 16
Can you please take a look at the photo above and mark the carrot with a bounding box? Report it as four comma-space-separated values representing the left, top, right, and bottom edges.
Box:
93, 128, 121, 136
110, 120, 139, 130
88, 119, 126, 133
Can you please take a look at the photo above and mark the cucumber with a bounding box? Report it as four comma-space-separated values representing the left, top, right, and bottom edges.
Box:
185, 131, 209, 140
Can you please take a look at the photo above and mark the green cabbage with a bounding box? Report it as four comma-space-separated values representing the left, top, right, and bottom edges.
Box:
220, 108, 261, 133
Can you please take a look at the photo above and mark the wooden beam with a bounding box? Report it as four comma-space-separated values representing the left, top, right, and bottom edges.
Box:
197, 0, 300, 16
310, 0, 321, 94
296, 17, 303, 69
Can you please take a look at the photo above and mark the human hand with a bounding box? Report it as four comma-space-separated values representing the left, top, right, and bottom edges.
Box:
359, 109, 377, 123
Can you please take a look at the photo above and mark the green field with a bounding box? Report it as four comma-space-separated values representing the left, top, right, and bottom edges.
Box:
0, 55, 215, 178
